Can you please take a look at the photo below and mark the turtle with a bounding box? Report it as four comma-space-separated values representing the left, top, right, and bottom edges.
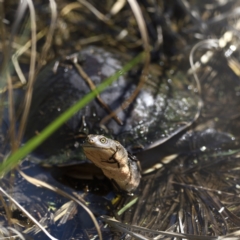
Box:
23, 46, 201, 190
81, 129, 236, 192
82, 134, 141, 192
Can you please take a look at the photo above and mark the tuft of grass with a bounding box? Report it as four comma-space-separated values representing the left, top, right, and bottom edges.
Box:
0, 52, 144, 176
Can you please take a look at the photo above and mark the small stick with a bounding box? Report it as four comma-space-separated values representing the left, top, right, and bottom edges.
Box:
71, 55, 123, 125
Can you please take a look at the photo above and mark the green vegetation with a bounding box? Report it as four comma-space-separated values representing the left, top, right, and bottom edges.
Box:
0, 52, 144, 176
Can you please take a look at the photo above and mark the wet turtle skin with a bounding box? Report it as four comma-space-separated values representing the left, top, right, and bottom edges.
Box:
24, 46, 200, 165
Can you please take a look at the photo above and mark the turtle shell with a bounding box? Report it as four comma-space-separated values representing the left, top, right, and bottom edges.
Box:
25, 46, 200, 165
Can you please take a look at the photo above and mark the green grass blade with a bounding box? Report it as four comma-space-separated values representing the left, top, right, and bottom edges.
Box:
0, 52, 144, 175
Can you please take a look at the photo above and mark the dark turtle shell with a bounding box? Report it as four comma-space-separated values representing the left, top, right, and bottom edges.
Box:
25, 46, 200, 165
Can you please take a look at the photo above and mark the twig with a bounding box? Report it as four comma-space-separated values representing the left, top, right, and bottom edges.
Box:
0, 186, 58, 240
17, 0, 37, 146
37, 0, 57, 71
71, 56, 123, 125
100, 0, 150, 126
19, 169, 103, 240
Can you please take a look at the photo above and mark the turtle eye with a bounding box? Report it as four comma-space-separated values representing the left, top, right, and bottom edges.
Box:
100, 137, 107, 144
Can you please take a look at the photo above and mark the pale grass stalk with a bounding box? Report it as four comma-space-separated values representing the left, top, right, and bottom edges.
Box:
37, 0, 57, 70
77, 0, 110, 23
17, 0, 37, 147
0, 186, 58, 240
100, 0, 150, 125
19, 169, 103, 240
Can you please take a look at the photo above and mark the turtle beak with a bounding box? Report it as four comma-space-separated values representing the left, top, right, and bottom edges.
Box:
81, 139, 93, 147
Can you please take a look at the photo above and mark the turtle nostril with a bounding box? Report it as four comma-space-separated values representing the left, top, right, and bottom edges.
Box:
88, 138, 94, 144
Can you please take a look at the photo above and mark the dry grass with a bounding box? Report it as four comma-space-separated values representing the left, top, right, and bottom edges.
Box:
0, 0, 240, 239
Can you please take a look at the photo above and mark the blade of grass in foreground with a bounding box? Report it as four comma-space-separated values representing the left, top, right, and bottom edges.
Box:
0, 52, 144, 175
